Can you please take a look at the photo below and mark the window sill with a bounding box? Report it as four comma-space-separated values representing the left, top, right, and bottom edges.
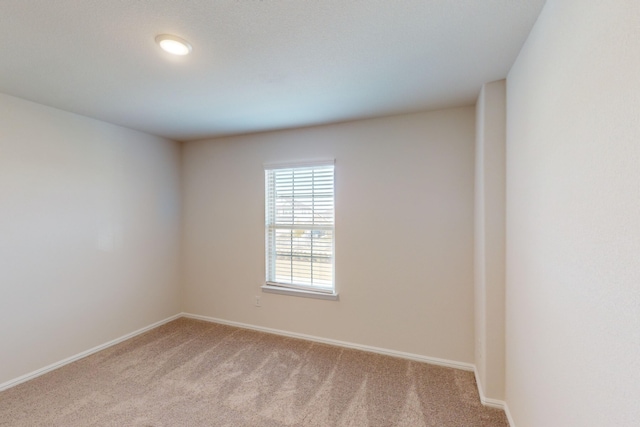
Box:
261, 284, 339, 301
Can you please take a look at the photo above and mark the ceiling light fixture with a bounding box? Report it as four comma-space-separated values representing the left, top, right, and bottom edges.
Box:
155, 34, 192, 56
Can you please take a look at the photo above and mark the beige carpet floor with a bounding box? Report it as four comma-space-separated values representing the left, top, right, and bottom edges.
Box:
0, 318, 508, 426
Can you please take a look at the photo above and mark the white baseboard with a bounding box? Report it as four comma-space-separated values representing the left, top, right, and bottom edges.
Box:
473, 368, 515, 426
504, 403, 516, 427
182, 312, 475, 372
473, 368, 507, 409
0, 313, 182, 392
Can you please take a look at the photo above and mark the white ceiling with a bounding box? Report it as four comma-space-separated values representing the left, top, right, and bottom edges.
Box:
0, 0, 546, 141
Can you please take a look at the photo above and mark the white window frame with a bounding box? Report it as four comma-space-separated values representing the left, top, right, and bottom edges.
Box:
262, 160, 337, 300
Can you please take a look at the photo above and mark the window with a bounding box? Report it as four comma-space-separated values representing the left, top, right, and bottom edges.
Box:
264, 162, 335, 296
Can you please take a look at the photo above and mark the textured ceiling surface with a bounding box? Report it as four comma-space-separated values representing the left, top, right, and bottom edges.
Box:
0, 0, 546, 141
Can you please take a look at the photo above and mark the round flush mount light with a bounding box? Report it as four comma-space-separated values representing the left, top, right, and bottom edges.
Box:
155, 34, 192, 56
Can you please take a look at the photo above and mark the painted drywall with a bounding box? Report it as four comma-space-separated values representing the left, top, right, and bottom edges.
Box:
474, 80, 506, 402
505, 1, 640, 426
182, 108, 476, 363
0, 93, 182, 386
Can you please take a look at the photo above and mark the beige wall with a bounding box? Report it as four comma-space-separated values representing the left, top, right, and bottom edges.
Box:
506, 1, 640, 425
474, 80, 506, 402
182, 108, 476, 363
0, 94, 182, 386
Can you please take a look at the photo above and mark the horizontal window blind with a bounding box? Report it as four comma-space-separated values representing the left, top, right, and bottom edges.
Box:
265, 163, 335, 292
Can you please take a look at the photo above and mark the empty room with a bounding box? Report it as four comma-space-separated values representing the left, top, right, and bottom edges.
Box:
0, 1, 638, 426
